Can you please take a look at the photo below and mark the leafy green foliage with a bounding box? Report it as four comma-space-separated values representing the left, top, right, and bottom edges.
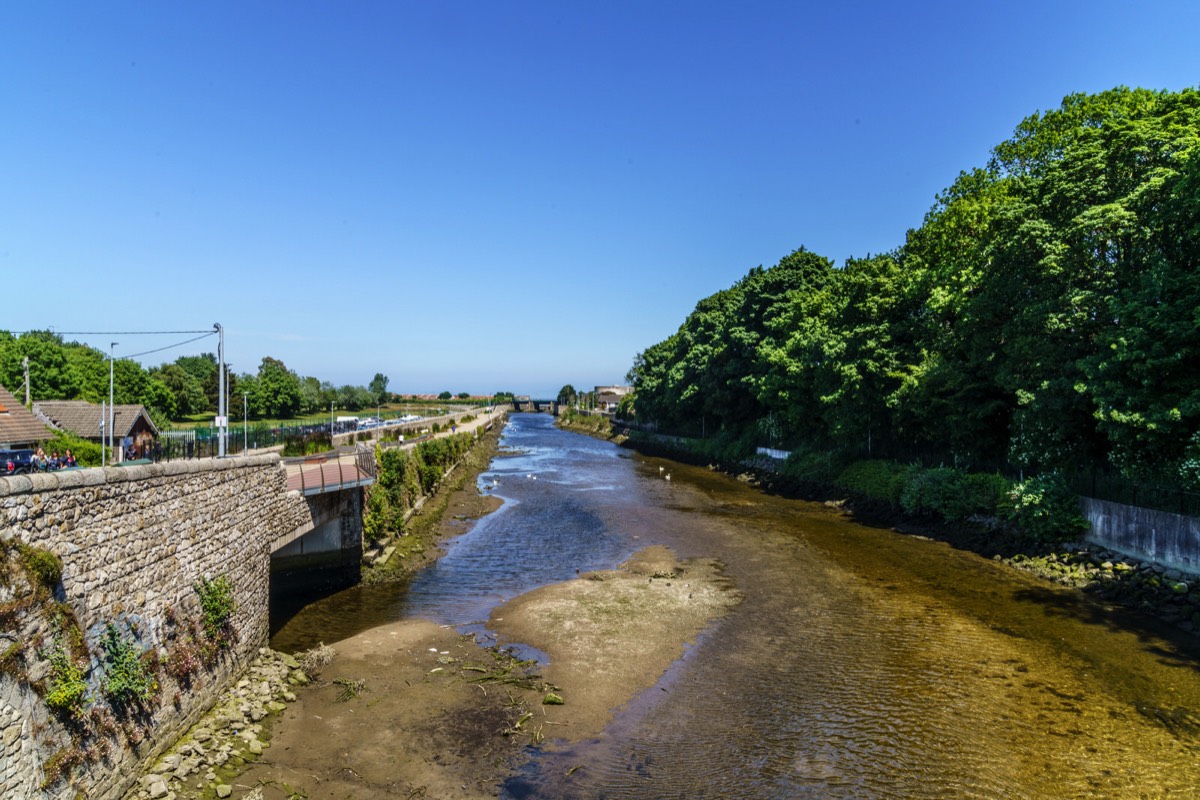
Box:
17, 544, 62, 589
1000, 474, 1090, 543
364, 434, 476, 540
628, 86, 1200, 501
99, 623, 157, 706
834, 461, 914, 505
195, 575, 236, 644
42, 646, 88, 719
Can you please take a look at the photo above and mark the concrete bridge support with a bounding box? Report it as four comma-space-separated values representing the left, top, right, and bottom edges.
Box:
271, 488, 364, 600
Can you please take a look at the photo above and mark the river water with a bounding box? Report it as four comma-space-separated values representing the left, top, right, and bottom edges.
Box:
271, 413, 1200, 798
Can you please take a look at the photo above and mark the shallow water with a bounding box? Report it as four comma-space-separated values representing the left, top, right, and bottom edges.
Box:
271, 414, 1200, 798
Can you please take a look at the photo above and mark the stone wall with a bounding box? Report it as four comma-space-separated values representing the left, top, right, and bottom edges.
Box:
1083, 496, 1200, 575
0, 455, 330, 800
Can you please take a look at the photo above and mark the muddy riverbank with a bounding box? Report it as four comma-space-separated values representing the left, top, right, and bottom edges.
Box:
159, 418, 739, 799
231, 547, 738, 799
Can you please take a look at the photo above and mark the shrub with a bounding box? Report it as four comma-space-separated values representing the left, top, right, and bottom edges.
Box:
999, 474, 1089, 543
835, 460, 914, 505
99, 623, 157, 707
782, 447, 849, 484
900, 468, 965, 518
960, 472, 1012, 518
43, 646, 88, 719
195, 575, 236, 644
18, 544, 62, 589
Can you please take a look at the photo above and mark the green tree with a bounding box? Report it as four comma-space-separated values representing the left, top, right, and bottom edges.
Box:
175, 354, 220, 413
557, 384, 577, 405
254, 357, 302, 418
0, 331, 76, 401
152, 363, 208, 418
369, 373, 389, 404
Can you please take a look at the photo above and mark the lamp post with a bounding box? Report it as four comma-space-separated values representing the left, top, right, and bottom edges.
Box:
109, 341, 117, 462
243, 391, 249, 453
330, 402, 335, 440
215, 323, 226, 457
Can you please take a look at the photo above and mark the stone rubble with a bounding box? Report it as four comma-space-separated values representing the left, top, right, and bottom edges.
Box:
125, 648, 309, 800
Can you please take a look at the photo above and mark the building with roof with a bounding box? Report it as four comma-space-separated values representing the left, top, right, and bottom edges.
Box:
0, 384, 53, 448
35, 401, 159, 460
594, 385, 632, 413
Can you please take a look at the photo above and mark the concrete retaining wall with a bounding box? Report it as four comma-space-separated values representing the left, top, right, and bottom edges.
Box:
0, 455, 342, 799
1083, 496, 1200, 575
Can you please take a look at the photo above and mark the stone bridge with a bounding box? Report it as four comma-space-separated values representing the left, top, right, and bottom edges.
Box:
0, 454, 365, 799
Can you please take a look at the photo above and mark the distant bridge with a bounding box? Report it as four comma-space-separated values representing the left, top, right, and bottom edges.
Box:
511, 397, 561, 413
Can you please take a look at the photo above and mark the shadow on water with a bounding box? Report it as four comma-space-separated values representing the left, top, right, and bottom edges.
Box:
1010, 584, 1200, 676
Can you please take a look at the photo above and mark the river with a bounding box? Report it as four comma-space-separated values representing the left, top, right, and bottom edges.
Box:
270, 413, 1200, 798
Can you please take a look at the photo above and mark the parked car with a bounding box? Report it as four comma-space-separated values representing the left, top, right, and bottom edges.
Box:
1, 449, 35, 476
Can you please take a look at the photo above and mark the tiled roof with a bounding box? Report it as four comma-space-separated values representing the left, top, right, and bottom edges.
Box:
34, 400, 159, 440
0, 384, 53, 447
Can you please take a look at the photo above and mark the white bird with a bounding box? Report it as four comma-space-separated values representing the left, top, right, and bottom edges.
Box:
665, 473, 671, 481
659, 466, 664, 473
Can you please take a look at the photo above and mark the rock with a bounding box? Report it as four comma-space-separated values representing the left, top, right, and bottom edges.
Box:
543, 692, 564, 705
215, 784, 233, 798
280, 653, 300, 669
145, 775, 169, 799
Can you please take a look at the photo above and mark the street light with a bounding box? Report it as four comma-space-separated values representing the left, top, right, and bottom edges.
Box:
214, 323, 225, 457
109, 342, 117, 462
243, 391, 249, 454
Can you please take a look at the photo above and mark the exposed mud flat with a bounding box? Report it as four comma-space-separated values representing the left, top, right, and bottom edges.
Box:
491, 546, 742, 743
225, 547, 737, 799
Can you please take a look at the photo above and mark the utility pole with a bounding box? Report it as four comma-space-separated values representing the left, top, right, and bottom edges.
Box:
215, 323, 226, 457
109, 342, 118, 462
22, 357, 29, 406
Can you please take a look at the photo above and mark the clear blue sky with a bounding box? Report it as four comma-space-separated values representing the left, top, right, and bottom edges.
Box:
3, 2, 1197, 398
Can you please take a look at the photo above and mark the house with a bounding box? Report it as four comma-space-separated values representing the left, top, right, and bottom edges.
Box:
594, 385, 632, 413
0, 384, 53, 448
35, 400, 159, 461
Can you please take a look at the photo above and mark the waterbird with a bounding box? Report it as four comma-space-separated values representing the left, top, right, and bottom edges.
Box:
665, 473, 671, 481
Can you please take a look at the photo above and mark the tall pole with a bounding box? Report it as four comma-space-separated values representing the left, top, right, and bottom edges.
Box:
215, 323, 226, 457
244, 391, 249, 454
109, 342, 118, 462
100, 401, 106, 468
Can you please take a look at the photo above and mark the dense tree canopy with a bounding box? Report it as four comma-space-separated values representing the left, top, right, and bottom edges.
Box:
630, 86, 1200, 488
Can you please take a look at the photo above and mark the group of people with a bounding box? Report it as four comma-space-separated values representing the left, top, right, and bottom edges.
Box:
33, 446, 77, 471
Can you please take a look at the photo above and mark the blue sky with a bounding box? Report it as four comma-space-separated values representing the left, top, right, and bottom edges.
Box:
3, 2, 1197, 398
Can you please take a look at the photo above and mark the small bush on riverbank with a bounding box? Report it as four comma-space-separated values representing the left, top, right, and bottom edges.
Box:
898, 468, 1009, 521
835, 460, 914, 505
999, 474, 1089, 543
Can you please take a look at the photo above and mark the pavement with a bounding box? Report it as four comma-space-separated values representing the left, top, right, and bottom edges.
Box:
283, 406, 509, 494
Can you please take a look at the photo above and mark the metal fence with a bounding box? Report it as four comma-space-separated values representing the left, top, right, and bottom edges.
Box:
158, 420, 353, 460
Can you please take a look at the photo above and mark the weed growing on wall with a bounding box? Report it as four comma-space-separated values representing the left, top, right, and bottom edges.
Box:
195, 575, 237, 648
41, 645, 89, 721
99, 623, 158, 709
17, 543, 63, 591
